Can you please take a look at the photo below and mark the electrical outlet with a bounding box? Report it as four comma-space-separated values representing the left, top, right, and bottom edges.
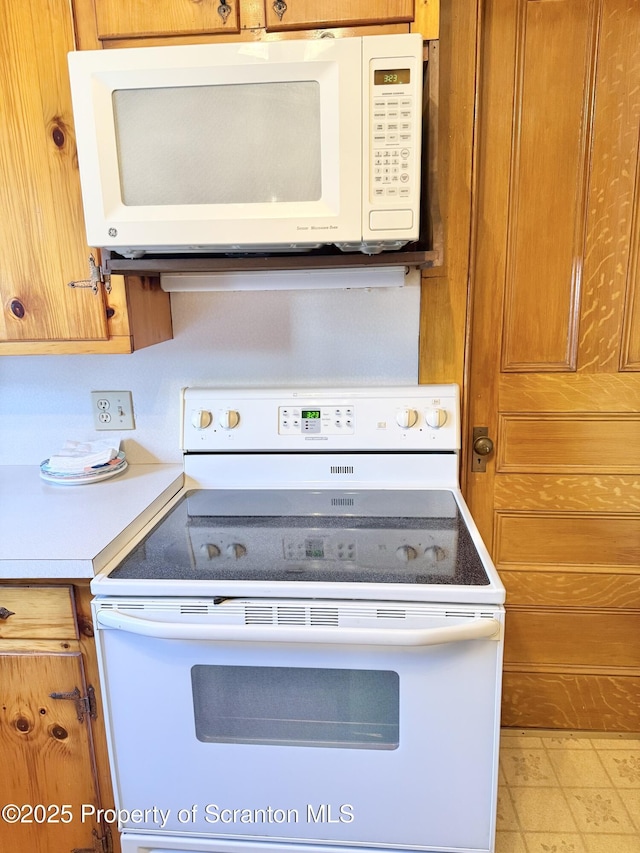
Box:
91, 391, 135, 430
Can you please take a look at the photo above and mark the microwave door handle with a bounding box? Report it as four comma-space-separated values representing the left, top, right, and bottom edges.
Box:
95, 610, 501, 646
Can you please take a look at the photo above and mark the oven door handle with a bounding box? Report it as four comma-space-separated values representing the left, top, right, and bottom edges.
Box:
95, 610, 501, 646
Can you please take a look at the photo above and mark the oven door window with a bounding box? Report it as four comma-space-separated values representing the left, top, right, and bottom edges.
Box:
191, 665, 399, 749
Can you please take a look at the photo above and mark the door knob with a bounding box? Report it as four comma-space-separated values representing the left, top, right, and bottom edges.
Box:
473, 436, 494, 456
471, 427, 494, 473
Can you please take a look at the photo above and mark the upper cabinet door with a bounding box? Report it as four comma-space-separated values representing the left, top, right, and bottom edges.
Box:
263, 0, 414, 32
94, 0, 241, 39
0, 0, 109, 344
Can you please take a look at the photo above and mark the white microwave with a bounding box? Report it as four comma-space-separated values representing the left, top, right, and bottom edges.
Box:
67, 34, 424, 259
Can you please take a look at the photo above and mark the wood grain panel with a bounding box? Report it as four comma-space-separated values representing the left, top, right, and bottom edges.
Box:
495, 512, 640, 566
620, 126, 640, 370
494, 473, 640, 512
499, 372, 640, 412
94, 0, 240, 39
578, 0, 640, 372
0, 587, 77, 640
264, 0, 413, 32
502, 570, 640, 609
504, 607, 640, 667
0, 0, 107, 342
501, 0, 597, 371
419, 0, 479, 387
497, 413, 640, 473
0, 652, 101, 851
501, 670, 640, 731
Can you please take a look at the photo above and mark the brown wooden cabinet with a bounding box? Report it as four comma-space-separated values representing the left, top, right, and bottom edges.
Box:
0, 584, 120, 853
87, 0, 438, 44
0, 0, 172, 355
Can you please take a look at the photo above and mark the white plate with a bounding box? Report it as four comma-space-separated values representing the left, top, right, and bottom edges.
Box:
40, 453, 127, 485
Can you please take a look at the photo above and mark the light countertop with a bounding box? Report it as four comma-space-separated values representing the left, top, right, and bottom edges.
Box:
0, 463, 184, 578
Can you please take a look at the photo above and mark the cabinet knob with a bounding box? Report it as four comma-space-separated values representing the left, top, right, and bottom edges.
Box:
217, 2, 231, 23
273, 0, 287, 20
0, 607, 15, 620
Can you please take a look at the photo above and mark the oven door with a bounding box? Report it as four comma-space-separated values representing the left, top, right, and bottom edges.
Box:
93, 598, 503, 852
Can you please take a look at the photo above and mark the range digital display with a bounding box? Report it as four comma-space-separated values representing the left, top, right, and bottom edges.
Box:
374, 69, 411, 85
302, 410, 321, 419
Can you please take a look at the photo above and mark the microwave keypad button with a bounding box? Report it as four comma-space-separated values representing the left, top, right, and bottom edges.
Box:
387, 188, 399, 197
369, 209, 413, 231
386, 99, 399, 107
399, 187, 410, 198
401, 148, 410, 158
386, 134, 399, 144
400, 173, 410, 183
386, 110, 399, 120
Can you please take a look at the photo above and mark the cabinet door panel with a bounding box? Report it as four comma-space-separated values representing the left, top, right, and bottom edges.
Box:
95, 0, 240, 39
0, 0, 108, 343
0, 652, 102, 852
264, 0, 414, 32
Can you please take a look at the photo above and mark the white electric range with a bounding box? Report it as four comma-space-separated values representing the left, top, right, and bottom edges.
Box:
91, 385, 505, 853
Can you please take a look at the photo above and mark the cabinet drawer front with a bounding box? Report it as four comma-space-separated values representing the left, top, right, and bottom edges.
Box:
0, 586, 78, 640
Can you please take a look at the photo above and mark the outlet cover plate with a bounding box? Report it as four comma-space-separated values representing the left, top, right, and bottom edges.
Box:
91, 391, 135, 430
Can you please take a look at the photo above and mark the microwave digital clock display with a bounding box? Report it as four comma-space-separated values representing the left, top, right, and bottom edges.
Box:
374, 69, 411, 85
301, 410, 321, 419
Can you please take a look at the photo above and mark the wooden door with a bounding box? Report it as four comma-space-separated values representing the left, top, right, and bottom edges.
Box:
466, 0, 640, 730
0, 652, 104, 851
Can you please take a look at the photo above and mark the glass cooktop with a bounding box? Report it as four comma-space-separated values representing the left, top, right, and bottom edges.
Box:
108, 489, 491, 587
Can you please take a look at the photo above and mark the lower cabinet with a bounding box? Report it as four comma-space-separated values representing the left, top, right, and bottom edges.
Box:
0, 584, 119, 853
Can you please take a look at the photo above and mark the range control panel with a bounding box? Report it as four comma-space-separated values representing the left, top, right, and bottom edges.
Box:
182, 386, 460, 453
279, 404, 355, 435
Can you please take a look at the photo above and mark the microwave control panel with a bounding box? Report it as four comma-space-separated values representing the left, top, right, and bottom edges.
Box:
365, 35, 422, 237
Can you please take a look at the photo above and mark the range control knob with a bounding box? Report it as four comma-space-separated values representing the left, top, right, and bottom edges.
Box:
191, 409, 213, 430
200, 543, 221, 560
396, 407, 418, 429
226, 543, 247, 559
425, 408, 447, 429
219, 409, 240, 430
396, 545, 418, 562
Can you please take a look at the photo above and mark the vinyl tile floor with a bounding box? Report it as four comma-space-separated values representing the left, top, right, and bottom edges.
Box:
496, 729, 640, 853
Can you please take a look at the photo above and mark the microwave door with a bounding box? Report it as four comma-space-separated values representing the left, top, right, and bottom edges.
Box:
68, 39, 364, 252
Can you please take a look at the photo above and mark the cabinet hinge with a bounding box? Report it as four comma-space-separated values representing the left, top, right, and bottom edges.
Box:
71, 824, 113, 853
68, 254, 111, 294
50, 685, 97, 723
